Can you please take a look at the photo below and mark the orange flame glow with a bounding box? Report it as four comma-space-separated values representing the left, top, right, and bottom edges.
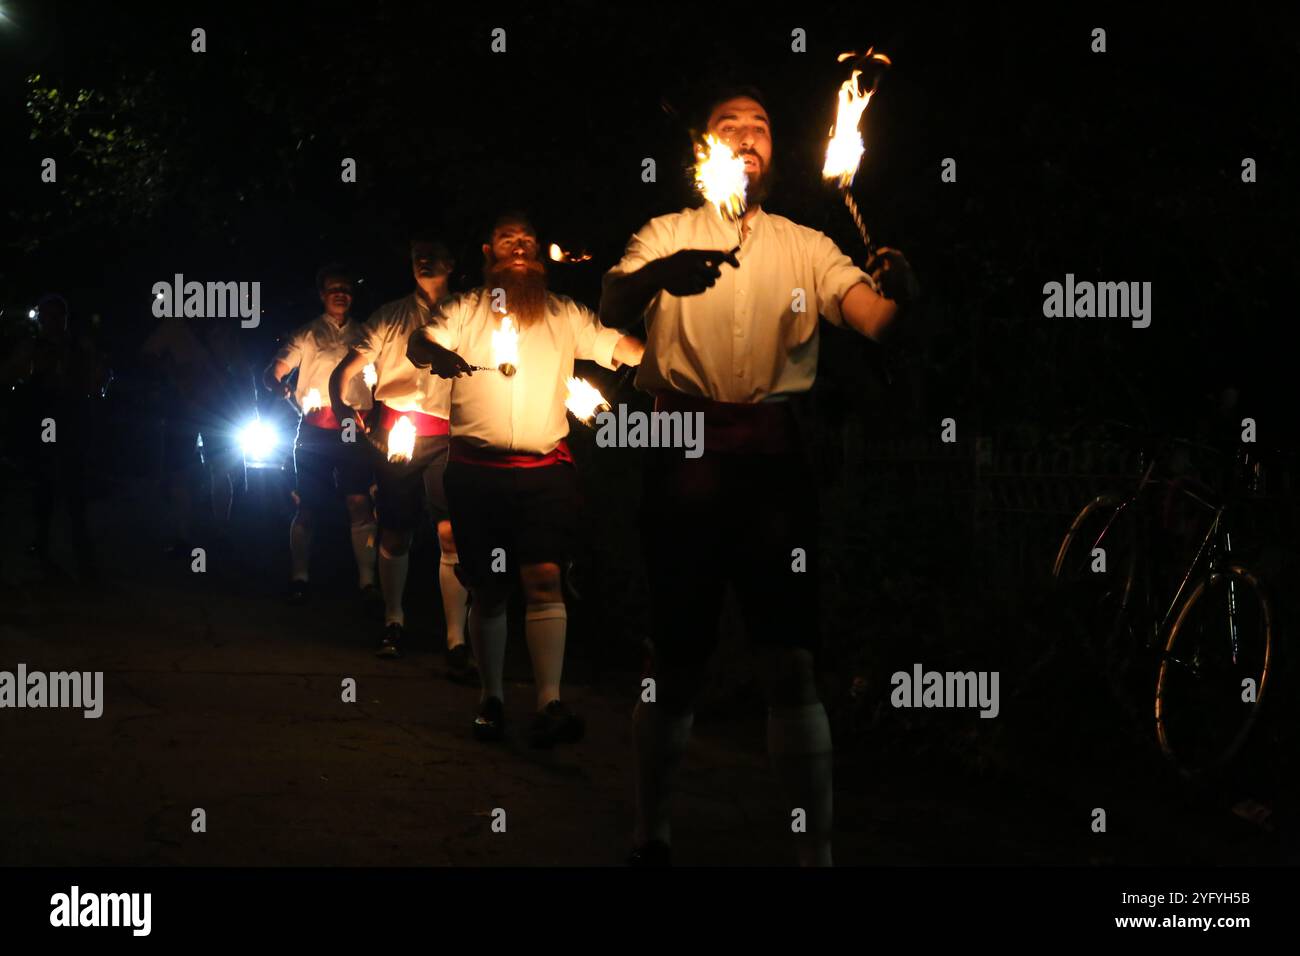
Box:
565, 376, 610, 423
694, 133, 747, 221
492, 314, 519, 375
387, 415, 416, 462
548, 243, 592, 263
822, 49, 892, 188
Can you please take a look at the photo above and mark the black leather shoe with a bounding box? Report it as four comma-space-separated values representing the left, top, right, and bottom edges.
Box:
376, 622, 403, 659
529, 700, 586, 749
473, 696, 505, 742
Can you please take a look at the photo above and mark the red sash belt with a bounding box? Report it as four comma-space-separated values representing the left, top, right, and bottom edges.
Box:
653, 390, 799, 455
303, 406, 343, 429
377, 403, 449, 436
449, 437, 573, 469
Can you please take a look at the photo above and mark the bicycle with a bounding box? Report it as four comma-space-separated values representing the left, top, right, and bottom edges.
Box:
1051, 421, 1275, 778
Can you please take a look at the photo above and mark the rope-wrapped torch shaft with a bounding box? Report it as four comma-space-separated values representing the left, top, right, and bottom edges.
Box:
840, 188, 875, 258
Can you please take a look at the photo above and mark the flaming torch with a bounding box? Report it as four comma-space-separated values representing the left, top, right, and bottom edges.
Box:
565, 376, 611, 425
491, 314, 519, 377
694, 133, 748, 252
548, 243, 592, 264
387, 414, 416, 463
362, 363, 377, 389
301, 387, 323, 413
821, 49, 892, 256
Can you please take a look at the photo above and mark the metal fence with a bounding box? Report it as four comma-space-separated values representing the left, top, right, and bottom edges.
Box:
820, 430, 1144, 586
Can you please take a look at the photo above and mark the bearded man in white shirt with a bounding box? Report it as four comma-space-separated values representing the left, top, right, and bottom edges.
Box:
601, 84, 918, 866
408, 212, 645, 748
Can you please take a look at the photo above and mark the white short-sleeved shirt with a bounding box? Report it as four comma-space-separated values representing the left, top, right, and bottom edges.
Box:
274, 314, 372, 410
602, 204, 871, 404
420, 288, 622, 454
356, 292, 452, 417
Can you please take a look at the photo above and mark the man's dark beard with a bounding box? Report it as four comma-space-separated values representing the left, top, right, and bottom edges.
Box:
484, 256, 549, 327
741, 154, 774, 207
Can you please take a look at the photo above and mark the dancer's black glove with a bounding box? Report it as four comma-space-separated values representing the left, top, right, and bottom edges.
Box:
408, 332, 474, 378
865, 247, 919, 308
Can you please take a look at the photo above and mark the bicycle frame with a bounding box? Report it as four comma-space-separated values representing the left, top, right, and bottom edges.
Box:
1113, 459, 1231, 655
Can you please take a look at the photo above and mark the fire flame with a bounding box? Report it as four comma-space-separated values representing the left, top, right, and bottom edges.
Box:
492, 314, 519, 375
301, 388, 322, 413
387, 415, 416, 462
548, 243, 592, 263
362, 363, 377, 388
565, 376, 610, 423
694, 133, 747, 221
822, 50, 891, 188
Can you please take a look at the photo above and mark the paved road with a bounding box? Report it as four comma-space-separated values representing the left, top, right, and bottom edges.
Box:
1, 477, 1293, 866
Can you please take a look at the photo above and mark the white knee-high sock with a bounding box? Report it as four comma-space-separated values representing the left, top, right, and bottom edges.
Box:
377, 544, 409, 626
767, 702, 834, 867
350, 521, 377, 588
632, 701, 694, 847
289, 517, 310, 581
439, 554, 469, 649
524, 602, 566, 710
470, 602, 507, 703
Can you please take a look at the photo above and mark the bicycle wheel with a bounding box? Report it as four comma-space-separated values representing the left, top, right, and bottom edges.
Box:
1052, 494, 1136, 631
1154, 565, 1273, 777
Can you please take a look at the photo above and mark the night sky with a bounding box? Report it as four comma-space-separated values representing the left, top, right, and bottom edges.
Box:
3, 2, 1296, 440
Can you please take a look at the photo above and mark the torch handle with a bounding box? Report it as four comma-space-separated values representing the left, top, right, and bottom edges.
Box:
841, 189, 875, 257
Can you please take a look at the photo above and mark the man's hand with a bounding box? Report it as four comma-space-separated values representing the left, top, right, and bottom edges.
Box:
409, 332, 475, 379
430, 345, 475, 379
865, 247, 919, 308
613, 335, 645, 369
652, 249, 740, 297
271, 379, 292, 401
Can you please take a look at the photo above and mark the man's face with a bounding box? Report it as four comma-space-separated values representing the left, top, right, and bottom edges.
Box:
411, 241, 452, 282
483, 223, 542, 275
707, 96, 773, 202
319, 277, 353, 315
482, 221, 547, 326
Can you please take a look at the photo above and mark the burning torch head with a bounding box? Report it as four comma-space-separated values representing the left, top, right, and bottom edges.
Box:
492, 314, 520, 376
565, 377, 611, 425
823, 49, 893, 189
837, 48, 892, 89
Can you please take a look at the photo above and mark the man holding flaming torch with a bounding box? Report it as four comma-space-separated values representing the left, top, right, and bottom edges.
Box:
601, 83, 916, 866
264, 264, 377, 607
407, 212, 644, 747
329, 237, 473, 675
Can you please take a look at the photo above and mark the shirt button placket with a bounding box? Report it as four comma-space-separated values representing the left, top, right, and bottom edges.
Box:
735, 282, 746, 377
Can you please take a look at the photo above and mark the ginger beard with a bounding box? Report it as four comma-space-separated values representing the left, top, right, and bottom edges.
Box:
484, 251, 549, 328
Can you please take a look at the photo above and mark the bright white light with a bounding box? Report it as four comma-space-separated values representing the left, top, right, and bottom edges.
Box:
28, 309, 37, 319
238, 419, 279, 460
156, 292, 164, 300
387, 415, 416, 462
